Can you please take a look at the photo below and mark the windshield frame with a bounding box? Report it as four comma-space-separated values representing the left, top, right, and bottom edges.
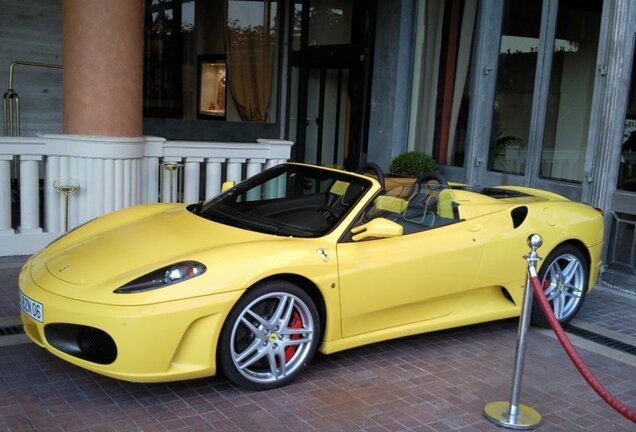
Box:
193, 164, 373, 238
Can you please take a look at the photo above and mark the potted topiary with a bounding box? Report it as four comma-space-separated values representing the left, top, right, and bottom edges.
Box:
389, 151, 438, 178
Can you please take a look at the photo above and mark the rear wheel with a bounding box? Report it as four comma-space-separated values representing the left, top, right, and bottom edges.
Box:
218, 280, 320, 390
531, 244, 588, 328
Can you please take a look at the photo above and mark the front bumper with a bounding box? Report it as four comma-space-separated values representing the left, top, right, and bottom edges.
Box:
19, 260, 243, 383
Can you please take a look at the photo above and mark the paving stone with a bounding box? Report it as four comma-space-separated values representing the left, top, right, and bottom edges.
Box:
1, 256, 635, 431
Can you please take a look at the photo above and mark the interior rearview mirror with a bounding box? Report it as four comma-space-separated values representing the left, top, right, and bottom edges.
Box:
221, 180, 236, 193
351, 218, 403, 241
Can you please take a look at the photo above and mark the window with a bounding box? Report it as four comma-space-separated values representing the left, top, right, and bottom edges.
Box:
487, 0, 542, 175
410, 0, 479, 168
144, 0, 195, 118
143, 0, 280, 123
539, 0, 602, 183
617, 37, 636, 192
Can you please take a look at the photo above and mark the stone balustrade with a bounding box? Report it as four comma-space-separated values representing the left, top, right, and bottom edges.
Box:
0, 135, 293, 256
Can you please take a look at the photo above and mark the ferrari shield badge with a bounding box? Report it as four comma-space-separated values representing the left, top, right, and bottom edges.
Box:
316, 248, 330, 262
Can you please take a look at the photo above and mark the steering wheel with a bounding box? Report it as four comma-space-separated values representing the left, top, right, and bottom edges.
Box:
415, 172, 448, 187
356, 163, 385, 189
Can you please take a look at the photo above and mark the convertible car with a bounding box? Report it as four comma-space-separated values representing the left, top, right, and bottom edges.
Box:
19, 163, 603, 390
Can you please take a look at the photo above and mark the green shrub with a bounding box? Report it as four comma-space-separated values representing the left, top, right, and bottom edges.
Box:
389, 151, 438, 177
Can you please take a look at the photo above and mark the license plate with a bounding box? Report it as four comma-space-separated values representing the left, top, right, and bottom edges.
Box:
20, 291, 44, 323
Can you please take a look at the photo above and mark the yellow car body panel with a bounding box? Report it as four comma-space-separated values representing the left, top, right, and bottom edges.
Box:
18, 163, 604, 384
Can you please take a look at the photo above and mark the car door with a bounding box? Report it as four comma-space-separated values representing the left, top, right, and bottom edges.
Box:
336, 220, 485, 338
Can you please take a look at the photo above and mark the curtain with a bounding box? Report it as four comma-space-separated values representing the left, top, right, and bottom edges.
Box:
447, 0, 477, 163
417, 0, 445, 155
225, 0, 274, 122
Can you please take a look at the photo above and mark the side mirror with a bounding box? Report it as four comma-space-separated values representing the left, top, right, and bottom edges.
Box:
221, 180, 236, 193
351, 218, 403, 241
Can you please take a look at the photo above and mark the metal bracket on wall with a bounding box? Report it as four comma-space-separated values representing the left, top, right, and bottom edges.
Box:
3, 61, 62, 136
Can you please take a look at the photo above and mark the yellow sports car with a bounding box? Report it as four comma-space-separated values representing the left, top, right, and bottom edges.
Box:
19, 163, 604, 390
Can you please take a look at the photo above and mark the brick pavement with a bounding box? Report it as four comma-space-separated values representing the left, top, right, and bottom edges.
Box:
1, 256, 635, 431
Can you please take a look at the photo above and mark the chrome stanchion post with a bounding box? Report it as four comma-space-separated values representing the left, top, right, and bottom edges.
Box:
53, 178, 80, 232
160, 162, 183, 202
484, 233, 543, 429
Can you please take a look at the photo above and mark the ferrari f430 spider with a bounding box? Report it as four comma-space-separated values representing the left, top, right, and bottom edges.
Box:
19, 163, 603, 389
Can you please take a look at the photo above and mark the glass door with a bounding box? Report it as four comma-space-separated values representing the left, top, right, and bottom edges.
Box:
289, 66, 353, 167
470, 0, 602, 198
287, 0, 374, 170
605, 36, 636, 285
484, 0, 543, 183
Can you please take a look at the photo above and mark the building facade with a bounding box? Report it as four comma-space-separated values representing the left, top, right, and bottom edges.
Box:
2, 0, 636, 287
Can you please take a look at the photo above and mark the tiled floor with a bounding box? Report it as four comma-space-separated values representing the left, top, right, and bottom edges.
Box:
1, 256, 635, 431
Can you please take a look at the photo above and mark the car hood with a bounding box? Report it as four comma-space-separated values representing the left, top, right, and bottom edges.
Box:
35, 204, 272, 289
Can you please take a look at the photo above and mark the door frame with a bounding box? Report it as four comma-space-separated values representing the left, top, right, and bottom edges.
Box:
467, 0, 559, 189
287, 0, 376, 170
461, 0, 604, 204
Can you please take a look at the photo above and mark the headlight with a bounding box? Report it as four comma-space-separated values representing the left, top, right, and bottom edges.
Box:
114, 261, 206, 294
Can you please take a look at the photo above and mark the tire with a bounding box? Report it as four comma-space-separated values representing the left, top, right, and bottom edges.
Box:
531, 244, 589, 328
218, 280, 320, 390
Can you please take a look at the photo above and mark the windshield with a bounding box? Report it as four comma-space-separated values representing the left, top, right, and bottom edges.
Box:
194, 164, 372, 237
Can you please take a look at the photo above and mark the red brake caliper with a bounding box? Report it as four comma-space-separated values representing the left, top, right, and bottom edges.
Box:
284, 311, 302, 362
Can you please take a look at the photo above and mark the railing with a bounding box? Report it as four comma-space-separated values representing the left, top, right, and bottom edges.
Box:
0, 135, 293, 256
3, 61, 63, 136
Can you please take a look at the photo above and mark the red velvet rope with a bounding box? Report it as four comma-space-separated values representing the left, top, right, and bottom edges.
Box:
529, 275, 636, 423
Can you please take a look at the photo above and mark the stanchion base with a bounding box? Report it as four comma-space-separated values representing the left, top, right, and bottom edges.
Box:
484, 401, 542, 430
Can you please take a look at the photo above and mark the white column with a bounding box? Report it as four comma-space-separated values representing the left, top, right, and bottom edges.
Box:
265, 158, 278, 170
78, 156, 89, 225
246, 158, 265, 201
144, 156, 159, 203
19, 156, 42, 233
0, 157, 13, 234
114, 159, 125, 210
205, 158, 224, 199
247, 158, 265, 178
45, 156, 61, 233
131, 159, 140, 206
161, 158, 182, 203
104, 158, 115, 213
93, 158, 105, 218
123, 158, 132, 208
184, 158, 203, 203
227, 158, 245, 184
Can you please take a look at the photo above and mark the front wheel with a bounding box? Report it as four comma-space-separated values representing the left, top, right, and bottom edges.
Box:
531, 244, 589, 328
218, 280, 320, 390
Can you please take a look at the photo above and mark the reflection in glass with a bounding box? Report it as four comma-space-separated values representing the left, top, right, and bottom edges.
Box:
292, 0, 353, 48
199, 60, 226, 117
304, 69, 350, 167
144, 0, 279, 123
539, 1, 602, 183
292, 1, 303, 50
618, 39, 636, 192
144, 0, 195, 118
607, 212, 636, 274
308, 0, 352, 46
226, 0, 279, 122
487, 0, 542, 175
410, 0, 478, 168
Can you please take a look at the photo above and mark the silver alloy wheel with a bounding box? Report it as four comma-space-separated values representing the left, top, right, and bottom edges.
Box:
540, 252, 585, 320
229, 291, 315, 385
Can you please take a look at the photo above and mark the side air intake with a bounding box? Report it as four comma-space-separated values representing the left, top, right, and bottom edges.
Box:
511, 206, 528, 229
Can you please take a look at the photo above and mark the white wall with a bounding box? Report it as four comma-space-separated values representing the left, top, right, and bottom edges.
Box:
0, 0, 62, 136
